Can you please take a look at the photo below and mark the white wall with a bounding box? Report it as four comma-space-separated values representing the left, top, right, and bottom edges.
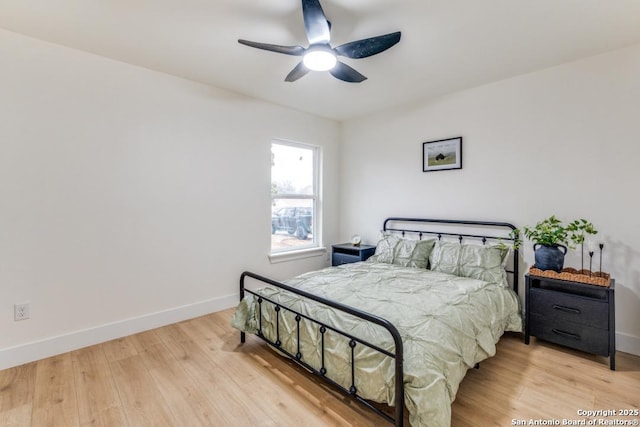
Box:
0, 28, 340, 369
340, 44, 640, 355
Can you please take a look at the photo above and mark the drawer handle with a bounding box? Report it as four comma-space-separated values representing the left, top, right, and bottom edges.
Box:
552, 304, 581, 314
552, 329, 581, 340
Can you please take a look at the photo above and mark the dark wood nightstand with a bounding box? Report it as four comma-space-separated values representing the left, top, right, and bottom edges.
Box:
331, 243, 376, 266
525, 274, 616, 370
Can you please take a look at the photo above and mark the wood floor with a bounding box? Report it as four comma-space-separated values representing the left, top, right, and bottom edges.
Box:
1, 308, 639, 427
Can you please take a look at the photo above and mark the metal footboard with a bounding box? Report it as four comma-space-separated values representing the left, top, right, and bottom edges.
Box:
239, 271, 405, 426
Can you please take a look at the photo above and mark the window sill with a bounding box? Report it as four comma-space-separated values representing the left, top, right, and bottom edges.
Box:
268, 247, 327, 264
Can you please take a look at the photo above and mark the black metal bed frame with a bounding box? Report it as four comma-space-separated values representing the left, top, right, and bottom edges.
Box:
238, 218, 519, 427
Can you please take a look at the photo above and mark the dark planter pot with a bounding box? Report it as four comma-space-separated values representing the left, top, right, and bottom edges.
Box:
534, 243, 567, 272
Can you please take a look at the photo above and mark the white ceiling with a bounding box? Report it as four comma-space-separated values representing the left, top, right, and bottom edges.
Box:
2, 0, 640, 121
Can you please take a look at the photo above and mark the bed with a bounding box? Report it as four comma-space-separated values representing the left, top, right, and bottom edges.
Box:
231, 218, 523, 427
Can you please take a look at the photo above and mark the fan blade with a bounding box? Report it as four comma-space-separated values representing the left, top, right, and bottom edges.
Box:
238, 39, 305, 56
329, 61, 367, 83
285, 62, 311, 82
302, 0, 331, 44
334, 31, 401, 59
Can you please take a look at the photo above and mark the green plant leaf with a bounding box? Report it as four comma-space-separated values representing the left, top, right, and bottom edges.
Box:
522, 216, 597, 249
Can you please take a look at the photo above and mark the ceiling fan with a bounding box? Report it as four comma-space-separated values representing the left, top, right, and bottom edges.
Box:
238, 0, 401, 83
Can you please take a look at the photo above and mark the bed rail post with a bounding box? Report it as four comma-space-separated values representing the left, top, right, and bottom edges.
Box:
513, 245, 519, 294
239, 272, 246, 343
394, 332, 404, 426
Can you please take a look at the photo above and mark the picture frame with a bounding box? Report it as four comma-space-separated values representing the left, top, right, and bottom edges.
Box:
422, 137, 462, 172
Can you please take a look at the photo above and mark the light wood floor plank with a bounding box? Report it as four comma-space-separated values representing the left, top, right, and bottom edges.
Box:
100, 337, 139, 363
0, 362, 36, 427
135, 341, 222, 427
31, 353, 79, 427
1, 308, 638, 426
70, 345, 128, 427
156, 328, 278, 426
108, 354, 177, 426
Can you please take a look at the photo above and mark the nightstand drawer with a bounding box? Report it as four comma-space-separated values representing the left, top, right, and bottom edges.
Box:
530, 314, 610, 356
529, 287, 608, 329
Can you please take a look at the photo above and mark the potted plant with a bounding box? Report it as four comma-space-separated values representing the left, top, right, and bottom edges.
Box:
522, 215, 597, 272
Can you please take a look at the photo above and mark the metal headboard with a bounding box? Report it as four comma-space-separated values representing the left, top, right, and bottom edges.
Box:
383, 217, 520, 294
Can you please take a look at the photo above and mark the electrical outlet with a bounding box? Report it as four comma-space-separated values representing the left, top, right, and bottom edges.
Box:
14, 303, 30, 321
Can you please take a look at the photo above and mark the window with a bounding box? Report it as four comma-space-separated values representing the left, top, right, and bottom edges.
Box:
271, 140, 319, 253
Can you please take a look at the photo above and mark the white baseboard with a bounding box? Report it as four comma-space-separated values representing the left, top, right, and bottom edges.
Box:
0, 294, 239, 371
616, 331, 640, 357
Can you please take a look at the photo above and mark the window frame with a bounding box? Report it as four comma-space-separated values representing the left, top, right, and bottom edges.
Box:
269, 139, 323, 259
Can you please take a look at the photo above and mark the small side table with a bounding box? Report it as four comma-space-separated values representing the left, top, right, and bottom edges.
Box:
331, 243, 376, 266
525, 273, 616, 370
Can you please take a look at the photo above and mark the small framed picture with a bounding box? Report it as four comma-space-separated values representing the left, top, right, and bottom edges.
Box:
422, 137, 462, 172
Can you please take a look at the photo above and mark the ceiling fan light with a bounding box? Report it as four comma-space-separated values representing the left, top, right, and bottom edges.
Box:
303, 49, 337, 71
